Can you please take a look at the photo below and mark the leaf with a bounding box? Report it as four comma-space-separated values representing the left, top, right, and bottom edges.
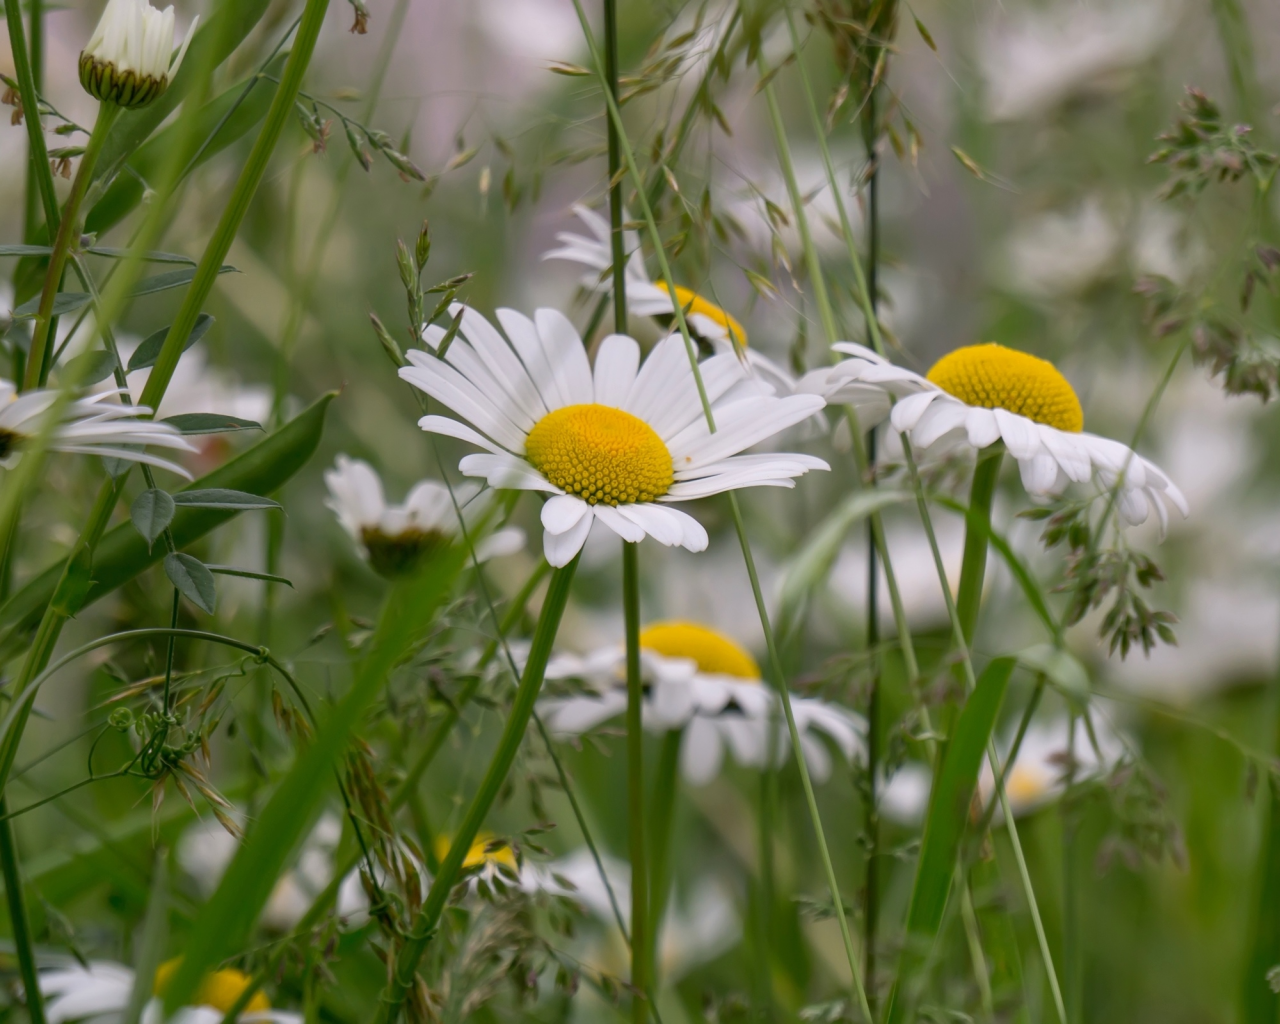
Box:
885, 657, 1015, 1024
130, 265, 237, 298
164, 552, 217, 614
170, 488, 280, 511
204, 565, 293, 587
162, 412, 262, 435
130, 489, 175, 549
777, 490, 912, 638
62, 350, 120, 386
121, 856, 168, 1024
160, 543, 468, 1013
85, 247, 197, 265
127, 314, 214, 373
12, 292, 91, 318
0, 393, 335, 660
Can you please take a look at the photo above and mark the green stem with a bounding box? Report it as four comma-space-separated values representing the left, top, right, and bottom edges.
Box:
903, 444, 1067, 1024
4, 0, 58, 234
23, 0, 45, 245
956, 448, 1003, 647
959, 875, 994, 1020
648, 729, 682, 987
0, 797, 44, 1024
604, 0, 627, 337
373, 557, 580, 1024
729, 493, 874, 1023
24, 101, 121, 390
623, 542, 650, 1022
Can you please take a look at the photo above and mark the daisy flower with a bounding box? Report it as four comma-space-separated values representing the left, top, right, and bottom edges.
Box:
398, 304, 826, 566
801, 341, 1188, 529
539, 620, 865, 785
324, 455, 524, 577
0, 379, 196, 477
879, 714, 1128, 825
39, 957, 299, 1024
542, 204, 800, 396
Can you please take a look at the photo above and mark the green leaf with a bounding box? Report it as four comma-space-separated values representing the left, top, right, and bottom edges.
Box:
164, 552, 217, 614
13, 271, 234, 319
170, 488, 280, 511
121, 856, 168, 1024
162, 543, 469, 1013
62, 350, 120, 386
12, 291, 90, 318
0, 245, 197, 265
776, 489, 911, 637
205, 565, 293, 587
127, 314, 214, 372
163, 413, 261, 435
0, 393, 336, 660
885, 657, 1015, 1024
130, 489, 175, 549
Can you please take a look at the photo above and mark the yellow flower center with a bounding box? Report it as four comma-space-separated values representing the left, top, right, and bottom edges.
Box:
154, 959, 270, 1012
639, 621, 761, 680
435, 832, 518, 871
1005, 764, 1051, 805
656, 283, 747, 348
926, 343, 1083, 433
525, 404, 673, 506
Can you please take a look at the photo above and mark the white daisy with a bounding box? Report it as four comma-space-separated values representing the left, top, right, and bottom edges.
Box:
324, 455, 525, 577
542, 204, 801, 396
878, 714, 1128, 825
801, 341, 1188, 530
538, 620, 865, 785
398, 304, 827, 567
79, 0, 196, 109
0, 379, 196, 477
39, 958, 299, 1024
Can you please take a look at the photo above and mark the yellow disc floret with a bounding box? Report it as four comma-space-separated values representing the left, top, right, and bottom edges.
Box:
656, 283, 747, 348
926, 343, 1084, 433
435, 832, 518, 871
154, 958, 270, 1012
640, 621, 761, 680
525, 404, 673, 506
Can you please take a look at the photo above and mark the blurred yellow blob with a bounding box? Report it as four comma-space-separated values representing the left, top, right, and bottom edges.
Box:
927, 343, 1083, 433
656, 283, 747, 348
639, 621, 761, 680
435, 832, 518, 871
153, 958, 270, 1012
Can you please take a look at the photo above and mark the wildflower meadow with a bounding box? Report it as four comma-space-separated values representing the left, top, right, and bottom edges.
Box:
0, 0, 1277, 1021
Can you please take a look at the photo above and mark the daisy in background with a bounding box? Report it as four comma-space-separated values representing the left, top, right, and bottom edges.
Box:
324, 455, 525, 578
399, 304, 826, 566
543, 204, 801, 396
39, 957, 299, 1024
879, 714, 1129, 826
0, 379, 196, 476
539, 620, 865, 784
801, 342, 1188, 530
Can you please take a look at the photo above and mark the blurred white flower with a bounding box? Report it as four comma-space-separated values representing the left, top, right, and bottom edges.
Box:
543, 205, 802, 396
79, 0, 196, 109
980, 0, 1176, 122
526, 848, 739, 980
399, 303, 826, 566
1003, 198, 1120, 297
802, 342, 1188, 530
0, 379, 195, 476
178, 813, 366, 932
39, 958, 297, 1024
539, 620, 865, 784
123, 344, 272, 426
880, 714, 1129, 824
324, 455, 524, 577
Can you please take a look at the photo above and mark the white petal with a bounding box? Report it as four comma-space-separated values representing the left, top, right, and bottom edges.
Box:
458, 453, 558, 491
912, 399, 970, 449
592, 503, 647, 543
614, 503, 686, 546
544, 508, 594, 566
416, 414, 508, 456
993, 408, 1041, 461
1017, 451, 1061, 495
535, 308, 594, 406
889, 390, 941, 432
542, 494, 590, 535
681, 718, 724, 785
592, 334, 641, 407
964, 407, 1001, 448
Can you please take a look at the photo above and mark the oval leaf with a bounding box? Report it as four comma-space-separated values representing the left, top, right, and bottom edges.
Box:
163, 412, 261, 435
170, 488, 280, 511
63, 350, 121, 386
164, 552, 217, 614
130, 489, 175, 548
127, 314, 214, 372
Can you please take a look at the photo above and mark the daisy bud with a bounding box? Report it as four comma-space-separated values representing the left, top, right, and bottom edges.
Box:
78, 0, 197, 110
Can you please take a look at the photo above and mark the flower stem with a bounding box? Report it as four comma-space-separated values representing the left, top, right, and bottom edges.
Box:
623, 541, 651, 1022
604, 0, 627, 336
647, 729, 682, 986
956, 447, 1003, 646
23, 101, 121, 390
3, 0, 58, 234
0, 801, 43, 1024
373, 556, 580, 1024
